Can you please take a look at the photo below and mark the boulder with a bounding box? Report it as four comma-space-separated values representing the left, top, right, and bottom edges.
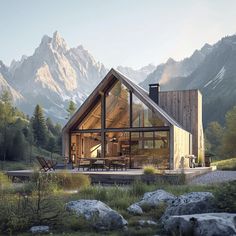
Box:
127, 204, 143, 215
127, 189, 175, 215
162, 192, 215, 222
164, 213, 236, 236
29, 226, 49, 234
138, 219, 157, 226
66, 200, 127, 230
140, 189, 176, 207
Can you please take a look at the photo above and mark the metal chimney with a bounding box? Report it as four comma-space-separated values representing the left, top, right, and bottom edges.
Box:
149, 83, 160, 105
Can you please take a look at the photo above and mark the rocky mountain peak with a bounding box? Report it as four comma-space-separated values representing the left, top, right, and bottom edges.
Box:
52, 31, 68, 53
166, 58, 176, 64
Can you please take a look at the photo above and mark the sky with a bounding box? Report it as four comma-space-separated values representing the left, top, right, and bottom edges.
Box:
1, 0, 236, 69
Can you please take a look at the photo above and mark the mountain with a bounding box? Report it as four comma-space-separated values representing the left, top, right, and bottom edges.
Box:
1, 31, 236, 126
162, 35, 236, 126
117, 64, 155, 83
140, 43, 213, 90
6, 31, 107, 122
0, 61, 23, 103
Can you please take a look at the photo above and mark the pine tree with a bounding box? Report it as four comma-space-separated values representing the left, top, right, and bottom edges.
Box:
46, 117, 56, 135
205, 121, 223, 154
11, 130, 28, 161
66, 100, 76, 119
32, 105, 47, 147
221, 106, 236, 157
47, 136, 56, 159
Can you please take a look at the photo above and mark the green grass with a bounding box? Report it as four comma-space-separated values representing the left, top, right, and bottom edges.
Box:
211, 157, 236, 170
1, 171, 235, 235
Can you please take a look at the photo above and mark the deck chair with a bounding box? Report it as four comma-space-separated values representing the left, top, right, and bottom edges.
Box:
36, 156, 57, 172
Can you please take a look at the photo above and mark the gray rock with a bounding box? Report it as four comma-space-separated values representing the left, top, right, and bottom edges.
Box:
139, 189, 176, 207
164, 213, 236, 236
29, 226, 49, 234
66, 199, 127, 230
127, 204, 143, 215
162, 192, 215, 223
138, 219, 157, 226
127, 189, 175, 215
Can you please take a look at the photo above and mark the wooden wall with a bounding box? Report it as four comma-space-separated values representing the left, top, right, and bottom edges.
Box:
159, 90, 204, 161
172, 125, 192, 169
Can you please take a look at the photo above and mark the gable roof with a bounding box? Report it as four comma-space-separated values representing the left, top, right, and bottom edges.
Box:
63, 68, 183, 132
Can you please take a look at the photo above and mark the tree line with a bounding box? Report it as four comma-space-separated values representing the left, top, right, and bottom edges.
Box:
205, 105, 236, 158
0, 91, 76, 162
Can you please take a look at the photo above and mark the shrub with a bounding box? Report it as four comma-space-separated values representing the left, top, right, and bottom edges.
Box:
143, 165, 156, 175
55, 172, 91, 190
0, 172, 12, 192
214, 180, 236, 212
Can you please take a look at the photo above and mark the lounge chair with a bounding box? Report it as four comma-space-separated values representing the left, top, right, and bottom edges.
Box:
36, 156, 57, 172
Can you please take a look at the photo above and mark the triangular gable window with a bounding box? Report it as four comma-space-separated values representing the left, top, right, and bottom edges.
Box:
132, 94, 166, 127
78, 99, 101, 129
105, 80, 130, 128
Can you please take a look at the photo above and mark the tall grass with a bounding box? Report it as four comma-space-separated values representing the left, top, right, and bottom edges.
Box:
212, 157, 236, 170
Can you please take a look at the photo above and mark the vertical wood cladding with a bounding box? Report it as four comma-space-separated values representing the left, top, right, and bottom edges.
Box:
159, 90, 204, 160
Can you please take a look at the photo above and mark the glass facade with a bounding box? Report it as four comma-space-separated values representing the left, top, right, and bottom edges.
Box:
70, 79, 170, 169
105, 132, 130, 157
71, 133, 102, 161
132, 94, 166, 127
77, 99, 102, 129
106, 81, 130, 128
130, 131, 170, 169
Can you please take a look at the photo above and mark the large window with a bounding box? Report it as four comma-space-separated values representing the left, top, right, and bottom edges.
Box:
106, 81, 130, 128
71, 133, 101, 159
130, 131, 169, 168
70, 78, 171, 169
132, 94, 165, 127
77, 99, 101, 129
105, 131, 130, 157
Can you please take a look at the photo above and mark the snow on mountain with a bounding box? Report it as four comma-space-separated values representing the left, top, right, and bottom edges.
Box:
140, 43, 213, 90
155, 35, 236, 126
8, 31, 107, 122
117, 64, 155, 84
204, 66, 225, 89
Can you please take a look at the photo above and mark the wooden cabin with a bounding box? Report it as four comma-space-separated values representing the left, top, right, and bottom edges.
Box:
62, 68, 204, 170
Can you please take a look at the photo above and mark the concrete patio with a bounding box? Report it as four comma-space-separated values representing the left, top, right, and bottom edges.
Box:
6, 167, 216, 184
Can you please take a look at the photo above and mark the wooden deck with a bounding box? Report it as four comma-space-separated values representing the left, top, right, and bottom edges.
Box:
6, 167, 215, 185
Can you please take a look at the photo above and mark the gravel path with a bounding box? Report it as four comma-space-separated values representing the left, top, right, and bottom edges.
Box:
189, 171, 236, 185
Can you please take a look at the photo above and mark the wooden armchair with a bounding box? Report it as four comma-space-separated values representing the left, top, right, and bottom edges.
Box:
36, 156, 57, 172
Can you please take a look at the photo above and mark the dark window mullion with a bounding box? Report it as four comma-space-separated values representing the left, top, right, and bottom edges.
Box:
130, 91, 132, 128
101, 93, 106, 157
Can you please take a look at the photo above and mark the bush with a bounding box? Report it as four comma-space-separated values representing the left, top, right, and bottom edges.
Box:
0, 172, 12, 192
214, 180, 236, 212
143, 165, 156, 175
56, 172, 91, 190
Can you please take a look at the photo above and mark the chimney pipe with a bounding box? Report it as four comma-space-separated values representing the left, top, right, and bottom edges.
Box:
149, 83, 160, 105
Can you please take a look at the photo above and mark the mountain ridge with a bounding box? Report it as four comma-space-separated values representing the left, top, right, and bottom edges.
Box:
0, 32, 236, 126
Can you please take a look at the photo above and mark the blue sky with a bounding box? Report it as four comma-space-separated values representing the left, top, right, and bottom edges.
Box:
1, 0, 236, 69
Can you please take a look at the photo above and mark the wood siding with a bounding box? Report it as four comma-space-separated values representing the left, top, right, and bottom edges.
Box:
173, 125, 191, 169
159, 90, 204, 161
